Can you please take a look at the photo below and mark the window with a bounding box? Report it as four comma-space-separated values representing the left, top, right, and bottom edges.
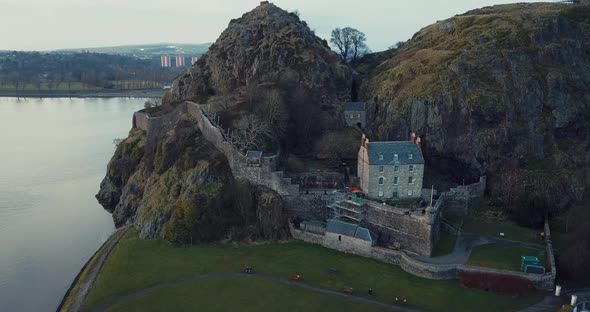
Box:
409, 176, 414, 184
378, 190, 384, 197
349, 113, 354, 119
379, 166, 384, 173
394, 166, 399, 172
393, 153, 399, 161
339, 235, 342, 241
393, 177, 398, 185
408, 190, 413, 196
379, 153, 384, 160
378, 177, 384, 185
408, 153, 413, 160
357, 113, 361, 118
409, 165, 414, 172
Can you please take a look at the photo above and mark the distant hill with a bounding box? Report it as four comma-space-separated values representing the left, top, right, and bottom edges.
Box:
55, 43, 212, 59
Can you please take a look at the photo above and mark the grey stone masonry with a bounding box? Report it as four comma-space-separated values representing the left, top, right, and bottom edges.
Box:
132, 102, 300, 196
358, 134, 424, 200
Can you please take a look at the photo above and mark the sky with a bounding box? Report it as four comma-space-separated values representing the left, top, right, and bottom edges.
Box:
0, 0, 542, 52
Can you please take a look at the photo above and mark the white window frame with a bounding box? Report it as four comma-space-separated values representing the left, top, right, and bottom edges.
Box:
378, 176, 385, 185
393, 153, 399, 162
378, 190, 384, 197
393, 176, 398, 185
379, 154, 384, 160
409, 176, 414, 184
349, 113, 354, 119
394, 166, 399, 172
409, 165, 414, 173
379, 166, 384, 173
408, 190, 413, 196
408, 153, 413, 160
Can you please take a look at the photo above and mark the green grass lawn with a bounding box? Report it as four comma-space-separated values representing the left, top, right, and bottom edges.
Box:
467, 244, 547, 271
432, 233, 457, 257
461, 217, 541, 243
106, 277, 388, 312
84, 230, 541, 312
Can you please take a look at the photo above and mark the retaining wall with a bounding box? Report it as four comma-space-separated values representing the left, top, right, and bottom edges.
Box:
442, 176, 486, 216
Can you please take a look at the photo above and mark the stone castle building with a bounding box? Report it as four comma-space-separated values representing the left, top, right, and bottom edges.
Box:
343, 102, 366, 128
357, 134, 424, 200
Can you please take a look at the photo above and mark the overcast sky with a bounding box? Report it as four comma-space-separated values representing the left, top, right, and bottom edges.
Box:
0, 0, 541, 52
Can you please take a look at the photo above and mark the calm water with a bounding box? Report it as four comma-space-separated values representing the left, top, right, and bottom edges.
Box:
0, 97, 146, 312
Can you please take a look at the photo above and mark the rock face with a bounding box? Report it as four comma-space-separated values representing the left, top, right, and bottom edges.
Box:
97, 117, 289, 242
169, 2, 351, 105
358, 3, 590, 196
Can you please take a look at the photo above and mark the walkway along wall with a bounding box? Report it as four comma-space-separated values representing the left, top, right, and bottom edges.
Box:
132, 102, 300, 196
442, 176, 487, 216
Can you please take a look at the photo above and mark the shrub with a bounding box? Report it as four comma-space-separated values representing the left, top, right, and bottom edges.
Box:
459, 271, 532, 296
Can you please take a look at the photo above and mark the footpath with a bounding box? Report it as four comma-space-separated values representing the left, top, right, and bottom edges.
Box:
57, 226, 130, 312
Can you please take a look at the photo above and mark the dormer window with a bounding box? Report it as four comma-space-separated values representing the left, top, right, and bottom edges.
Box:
393, 153, 399, 161
409, 153, 413, 160
379, 153, 384, 161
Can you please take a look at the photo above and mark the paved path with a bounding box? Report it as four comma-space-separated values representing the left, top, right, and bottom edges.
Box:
58, 226, 130, 312
414, 232, 544, 265
88, 272, 420, 312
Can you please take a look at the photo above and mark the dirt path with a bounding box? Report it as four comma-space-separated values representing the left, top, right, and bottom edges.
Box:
88, 272, 420, 312
57, 226, 130, 312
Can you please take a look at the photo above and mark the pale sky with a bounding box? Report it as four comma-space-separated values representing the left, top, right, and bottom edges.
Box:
0, 0, 542, 52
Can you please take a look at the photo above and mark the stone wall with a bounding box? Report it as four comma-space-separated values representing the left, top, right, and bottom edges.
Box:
289, 224, 554, 289
364, 202, 435, 256
324, 232, 373, 256
442, 176, 486, 216
133, 102, 301, 196
289, 172, 345, 189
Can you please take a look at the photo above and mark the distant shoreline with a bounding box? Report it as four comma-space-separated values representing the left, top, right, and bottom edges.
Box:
0, 88, 165, 99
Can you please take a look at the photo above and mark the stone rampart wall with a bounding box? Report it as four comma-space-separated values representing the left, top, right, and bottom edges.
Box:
442, 176, 486, 216
132, 102, 300, 196
290, 172, 345, 189
365, 204, 433, 256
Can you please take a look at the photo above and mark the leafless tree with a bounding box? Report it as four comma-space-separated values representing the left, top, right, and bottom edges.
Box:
230, 114, 272, 151
330, 27, 370, 63
257, 89, 288, 137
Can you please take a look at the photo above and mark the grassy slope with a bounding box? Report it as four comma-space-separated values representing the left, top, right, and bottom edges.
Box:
467, 244, 547, 271
431, 232, 457, 257
84, 230, 540, 312
107, 277, 388, 312
460, 216, 541, 243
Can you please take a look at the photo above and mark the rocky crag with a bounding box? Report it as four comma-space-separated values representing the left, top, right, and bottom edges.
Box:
357, 3, 590, 207
97, 2, 352, 242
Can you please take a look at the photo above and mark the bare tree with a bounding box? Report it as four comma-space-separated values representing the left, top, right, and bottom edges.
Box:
330, 27, 370, 63
257, 89, 288, 137
230, 114, 272, 151
144, 98, 161, 109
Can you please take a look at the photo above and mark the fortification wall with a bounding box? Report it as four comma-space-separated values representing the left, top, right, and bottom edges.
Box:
442, 176, 486, 216
324, 232, 373, 256
365, 204, 434, 256
290, 172, 345, 189
456, 265, 555, 291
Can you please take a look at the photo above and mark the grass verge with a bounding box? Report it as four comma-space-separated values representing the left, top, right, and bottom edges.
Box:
83, 229, 541, 312
467, 243, 547, 272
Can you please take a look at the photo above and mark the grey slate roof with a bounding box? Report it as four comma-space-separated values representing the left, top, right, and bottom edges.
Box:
344, 102, 366, 111
245, 150, 263, 159
367, 141, 424, 165
326, 220, 377, 243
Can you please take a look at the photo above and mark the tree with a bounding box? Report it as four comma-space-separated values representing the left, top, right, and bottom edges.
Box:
257, 89, 288, 137
230, 114, 272, 151
330, 27, 370, 63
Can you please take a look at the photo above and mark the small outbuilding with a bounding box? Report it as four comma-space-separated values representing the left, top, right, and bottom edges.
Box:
324, 220, 378, 254
245, 150, 263, 167
343, 102, 366, 128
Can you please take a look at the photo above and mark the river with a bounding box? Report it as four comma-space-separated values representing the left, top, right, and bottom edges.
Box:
0, 97, 146, 312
